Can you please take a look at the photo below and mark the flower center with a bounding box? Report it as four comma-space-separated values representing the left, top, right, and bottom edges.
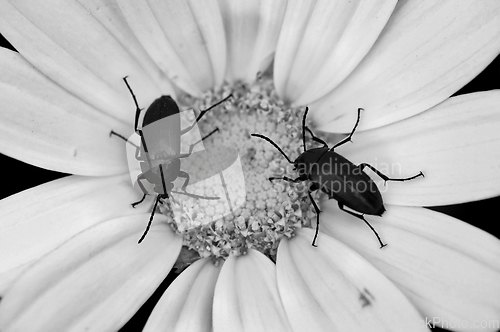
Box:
163, 76, 324, 269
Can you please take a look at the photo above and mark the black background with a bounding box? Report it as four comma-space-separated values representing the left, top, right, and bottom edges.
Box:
1, 32, 499, 332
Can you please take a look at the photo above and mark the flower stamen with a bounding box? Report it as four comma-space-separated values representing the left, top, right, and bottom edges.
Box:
163, 76, 325, 266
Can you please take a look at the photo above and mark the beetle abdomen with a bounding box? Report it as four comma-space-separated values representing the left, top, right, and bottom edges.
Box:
322, 178, 385, 216
311, 151, 385, 216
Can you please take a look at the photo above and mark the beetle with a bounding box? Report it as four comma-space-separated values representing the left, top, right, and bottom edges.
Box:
251, 107, 423, 248
111, 77, 232, 243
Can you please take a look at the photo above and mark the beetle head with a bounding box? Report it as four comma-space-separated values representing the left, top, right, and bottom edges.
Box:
293, 158, 309, 181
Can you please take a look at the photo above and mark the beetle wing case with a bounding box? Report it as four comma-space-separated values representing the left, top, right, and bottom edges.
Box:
141, 115, 180, 159
307, 150, 385, 216
141, 96, 181, 162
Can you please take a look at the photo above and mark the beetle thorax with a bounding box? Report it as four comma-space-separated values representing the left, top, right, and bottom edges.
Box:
294, 148, 328, 179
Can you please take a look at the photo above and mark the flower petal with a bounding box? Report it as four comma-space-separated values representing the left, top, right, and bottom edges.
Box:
277, 228, 428, 332
143, 258, 221, 332
337, 91, 500, 206
218, 0, 286, 83
118, 0, 226, 96
75, 0, 175, 95
0, 48, 131, 175
0, 0, 164, 122
0, 174, 150, 295
0, 214, 181, 332
312, 0, 500, 132
274, 0, 397, 105
320, 203, 500, 332
213, 249, 292, 332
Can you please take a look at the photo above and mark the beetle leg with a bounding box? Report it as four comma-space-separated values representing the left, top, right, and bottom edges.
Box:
200, 127, 219, 141
308, 191, 322, 247
174, 171, 220, 200
269, 176, 301, 183
181, 94, 233, 135
358, 163, 424, 186
190, 127, 219, 150
109, 131, 140, 148
184, 127, 220, 156
138, 194, 161, 244
171, 190, 219, 200
338, 202, 387, 248
177, 170, 190, 192
132, 173, 150, 208
330, 108, 363, 151
132, 194, 147, 208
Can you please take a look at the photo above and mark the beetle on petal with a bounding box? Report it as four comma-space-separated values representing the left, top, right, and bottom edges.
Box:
111, 77, 232, 243
252, 108, 424, 247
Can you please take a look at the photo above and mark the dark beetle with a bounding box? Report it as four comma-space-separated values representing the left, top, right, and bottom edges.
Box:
111, 77, 232, 243
252, 108, 423, 248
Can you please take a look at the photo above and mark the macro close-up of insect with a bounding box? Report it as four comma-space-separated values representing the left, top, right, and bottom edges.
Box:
110, 77, 232, 243
1, 2, 499, 331
252, 107, 424, 248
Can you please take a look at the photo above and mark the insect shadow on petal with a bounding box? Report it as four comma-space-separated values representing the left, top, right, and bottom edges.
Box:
111, 77, 233, 243
252, 107, 424, 248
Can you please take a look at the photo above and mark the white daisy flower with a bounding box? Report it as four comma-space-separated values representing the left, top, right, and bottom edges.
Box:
0, 1, 499, 332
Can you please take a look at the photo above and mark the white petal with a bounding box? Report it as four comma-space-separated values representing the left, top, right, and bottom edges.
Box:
75, 0, 175, 95
0, 213, 182, 332
337, 91, 500, 206
274, 0, 397, 105
218, 0, 286, 83
0, 0, 163, 122
312, 0, 500, 132
0, 174, 151, 295
143, 258, 221, 332
213, 249, 292, 332
118, 0, 226, 96
277, 229, 428, 332
0, 48, 131, 175
320, 203, 500, 332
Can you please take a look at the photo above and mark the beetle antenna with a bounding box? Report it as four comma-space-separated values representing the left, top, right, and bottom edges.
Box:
109, 130, 139, 148
138, 194, 161, 244
121, 76, 147, 134
330, 107, 363, 151
302, 107, 309, 152
122, 76, 140, 109
251, 134, 294, 164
